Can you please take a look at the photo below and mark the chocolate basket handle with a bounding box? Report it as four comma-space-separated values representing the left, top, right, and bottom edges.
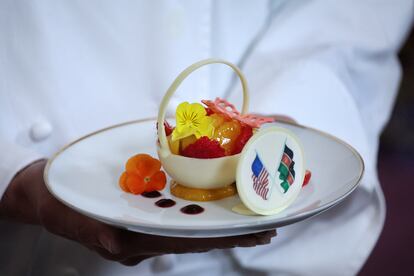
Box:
157, 59, 250, 157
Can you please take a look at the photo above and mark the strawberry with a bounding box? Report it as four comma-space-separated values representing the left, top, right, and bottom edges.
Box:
156, 121, 174, 136
232, 125, 253, 155
205, 107, 214, 116
302, 170, 311, 187
181, 136, 225, 158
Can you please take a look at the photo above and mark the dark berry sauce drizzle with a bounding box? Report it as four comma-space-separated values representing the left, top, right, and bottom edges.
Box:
141, 191, 162, 198
180, 204, 204, 215
155, 199, 176, 208
147, 194, 205, 214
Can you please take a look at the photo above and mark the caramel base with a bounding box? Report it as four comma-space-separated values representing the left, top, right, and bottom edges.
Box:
170, 180, 237, 201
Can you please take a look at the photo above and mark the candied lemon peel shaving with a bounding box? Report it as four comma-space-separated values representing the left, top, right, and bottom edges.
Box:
172, 102, 214, 141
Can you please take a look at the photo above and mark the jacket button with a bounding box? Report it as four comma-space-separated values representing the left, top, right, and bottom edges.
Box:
30, 121, 53, 142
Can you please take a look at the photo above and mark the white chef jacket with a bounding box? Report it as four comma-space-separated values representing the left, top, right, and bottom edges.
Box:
0, 1, 413, 275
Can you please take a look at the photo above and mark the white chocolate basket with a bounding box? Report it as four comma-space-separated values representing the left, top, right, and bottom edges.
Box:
156, 59, 250, 189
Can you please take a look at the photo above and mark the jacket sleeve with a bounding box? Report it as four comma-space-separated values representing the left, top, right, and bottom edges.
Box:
227, 1, 412, 275
227, 0, 413, 192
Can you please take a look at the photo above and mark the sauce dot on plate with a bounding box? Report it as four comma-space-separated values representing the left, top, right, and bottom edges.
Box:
142, 191, 162, 198
155, 199, 176, 208
180, 204, 204, 215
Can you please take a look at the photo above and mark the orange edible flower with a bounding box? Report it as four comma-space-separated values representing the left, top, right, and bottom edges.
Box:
119, 154, 167, 194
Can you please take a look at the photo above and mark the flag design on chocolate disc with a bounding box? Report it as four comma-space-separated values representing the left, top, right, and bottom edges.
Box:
251, 154, 270, 200
278, 143, 295, 193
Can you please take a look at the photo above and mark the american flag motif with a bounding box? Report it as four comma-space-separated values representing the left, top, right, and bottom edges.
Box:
251, 154, 270, 200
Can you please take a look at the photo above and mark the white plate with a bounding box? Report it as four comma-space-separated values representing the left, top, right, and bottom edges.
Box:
44, 118, 364, 238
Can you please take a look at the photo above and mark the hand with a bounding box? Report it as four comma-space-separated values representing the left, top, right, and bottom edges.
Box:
0, 159, 277, 266
271, 114, 297, 124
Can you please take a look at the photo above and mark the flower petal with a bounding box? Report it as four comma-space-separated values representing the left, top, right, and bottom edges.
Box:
126, 154, 161, 178
172, 125, 195, 141
119, 172, 130, 192
146, 171, 167, 192
195, 116, 214, 138
136, 157, 162, 177
125, 172, 146, 194
172, 101, 210, 141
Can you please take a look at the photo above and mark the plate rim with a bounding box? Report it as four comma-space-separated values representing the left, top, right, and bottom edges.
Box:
44, 117, 365, 231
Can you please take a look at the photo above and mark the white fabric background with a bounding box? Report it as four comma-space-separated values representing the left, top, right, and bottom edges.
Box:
0, 1, 412, 275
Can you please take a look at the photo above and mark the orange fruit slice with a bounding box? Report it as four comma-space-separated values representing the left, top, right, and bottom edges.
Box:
170, 181, 237, 201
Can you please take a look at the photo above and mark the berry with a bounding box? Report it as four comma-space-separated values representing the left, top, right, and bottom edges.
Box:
205, 107, 215, 116
303, 170, 311, 187
232, 125, 253, 154
181, 136, 225, 158
156, 121, 174, 136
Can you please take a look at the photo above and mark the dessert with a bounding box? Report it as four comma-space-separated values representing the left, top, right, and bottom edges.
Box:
157, 96, 273, 201
161, 98, 273, 158
119, 59, 312, 217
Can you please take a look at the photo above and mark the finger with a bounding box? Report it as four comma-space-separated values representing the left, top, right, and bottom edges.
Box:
119, 255, 156, 266
272, 114, 297, 124
249, 113, 297, 124
84, 245, 123, 262
73, 217, 122, 255
118, 230, 277, 255
39, 194, 276, 257
253, 230, 277, 245
87, 245, 158, 266
38, 196, 121, 254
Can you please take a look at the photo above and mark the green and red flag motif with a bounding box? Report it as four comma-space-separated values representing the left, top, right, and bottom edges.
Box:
278, 144, 295, 193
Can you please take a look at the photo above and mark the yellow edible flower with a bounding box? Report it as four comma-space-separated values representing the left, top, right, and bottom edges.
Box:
172, 102, 214, 141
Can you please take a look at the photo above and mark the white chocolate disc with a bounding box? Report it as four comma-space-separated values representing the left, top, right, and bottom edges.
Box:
236, 126, 305, 215
231, 203, 258, 216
